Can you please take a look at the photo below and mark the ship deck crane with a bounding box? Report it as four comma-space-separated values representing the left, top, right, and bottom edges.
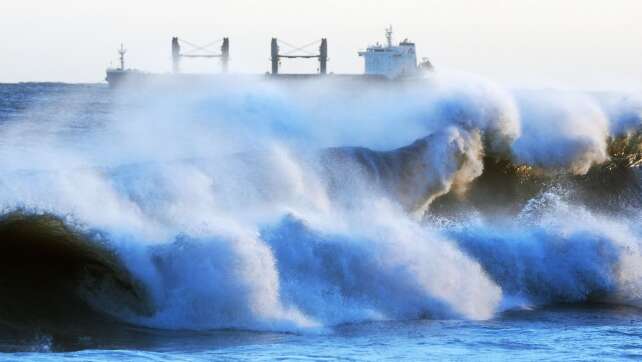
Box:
270, 38, 328, 75
171, 37, 230, 73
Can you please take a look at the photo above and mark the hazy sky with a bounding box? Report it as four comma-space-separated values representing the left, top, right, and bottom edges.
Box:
1, 0, 641, 91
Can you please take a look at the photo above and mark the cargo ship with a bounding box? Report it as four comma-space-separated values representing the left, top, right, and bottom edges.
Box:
105, 27, 433, 87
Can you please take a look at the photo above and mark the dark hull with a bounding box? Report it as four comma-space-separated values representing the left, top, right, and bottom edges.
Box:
105, 70, 426, 88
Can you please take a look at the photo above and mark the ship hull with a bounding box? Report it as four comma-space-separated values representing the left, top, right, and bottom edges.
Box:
105, 70, 428, 88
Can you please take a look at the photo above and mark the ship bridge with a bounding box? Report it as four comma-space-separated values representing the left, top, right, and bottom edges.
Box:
358, 27, 419, 80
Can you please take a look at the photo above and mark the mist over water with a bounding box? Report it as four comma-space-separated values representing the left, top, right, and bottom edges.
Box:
0, 74, 641, 352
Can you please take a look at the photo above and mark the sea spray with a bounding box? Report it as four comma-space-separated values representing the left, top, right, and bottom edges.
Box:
512, 92, 610, 174
445, 190, 642, 309
0, 77, 641, 333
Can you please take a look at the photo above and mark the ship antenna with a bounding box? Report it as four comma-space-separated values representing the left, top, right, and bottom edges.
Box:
118, 43, 127, 71
385, 25, 393, 47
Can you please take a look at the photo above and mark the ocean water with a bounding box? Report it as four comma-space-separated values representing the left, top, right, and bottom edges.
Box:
0, 80, 641, 361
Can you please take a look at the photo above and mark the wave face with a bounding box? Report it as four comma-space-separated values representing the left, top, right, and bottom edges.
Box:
0, 79, 641, 334
0, 211, 153, 346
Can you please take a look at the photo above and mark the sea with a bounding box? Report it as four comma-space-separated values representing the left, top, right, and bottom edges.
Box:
0, 80, 641, 361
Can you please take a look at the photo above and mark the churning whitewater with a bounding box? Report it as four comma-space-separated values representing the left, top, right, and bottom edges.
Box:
0, 76, 641, 336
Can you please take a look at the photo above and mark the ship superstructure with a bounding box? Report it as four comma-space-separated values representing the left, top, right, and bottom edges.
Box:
358, 27, 420, 79
105, 44, 146, 86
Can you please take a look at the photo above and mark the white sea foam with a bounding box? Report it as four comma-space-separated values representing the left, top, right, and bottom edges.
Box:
0, 76, 641, 331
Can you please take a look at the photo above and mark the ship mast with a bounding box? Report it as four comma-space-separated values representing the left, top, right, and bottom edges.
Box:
385, 26, 393, 48
118, 44, 126, 71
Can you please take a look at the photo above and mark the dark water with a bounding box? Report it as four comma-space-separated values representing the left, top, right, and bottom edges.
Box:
0, 82, 641, 360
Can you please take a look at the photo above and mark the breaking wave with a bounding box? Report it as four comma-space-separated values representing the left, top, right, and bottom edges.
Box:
0, 76, 641, 336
